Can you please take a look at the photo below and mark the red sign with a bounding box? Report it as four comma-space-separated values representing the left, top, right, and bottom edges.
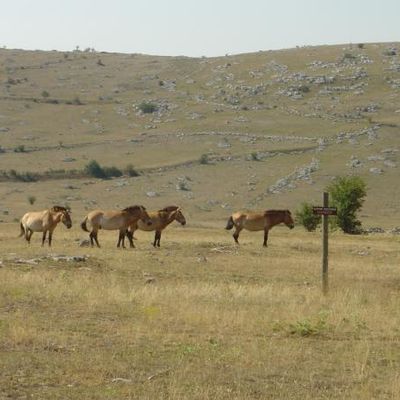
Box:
312, 206, 337, 216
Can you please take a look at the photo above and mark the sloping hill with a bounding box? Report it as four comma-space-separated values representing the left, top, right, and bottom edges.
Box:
0, 42, 399, 227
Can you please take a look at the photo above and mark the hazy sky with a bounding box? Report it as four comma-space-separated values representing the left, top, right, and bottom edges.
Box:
1, 0, 399, 57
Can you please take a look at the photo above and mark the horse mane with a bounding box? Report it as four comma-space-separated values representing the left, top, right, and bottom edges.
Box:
122, 205, 145, 213
51, 205, 69, 213
264, 209, 291, 216
158, 205, 179, 212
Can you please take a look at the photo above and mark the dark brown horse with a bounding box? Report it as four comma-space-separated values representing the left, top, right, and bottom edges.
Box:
225, 209, 294, 247
126, 206, 186, 248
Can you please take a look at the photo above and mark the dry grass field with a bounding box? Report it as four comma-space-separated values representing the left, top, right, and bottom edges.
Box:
1, 224, 400, 399
1, 42, 400, 398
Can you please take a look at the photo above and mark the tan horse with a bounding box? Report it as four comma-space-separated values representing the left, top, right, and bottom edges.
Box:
126, 205, 186, 248
225, 209, 294, 247
81, 205, 151, 248
19, 206, 72, 246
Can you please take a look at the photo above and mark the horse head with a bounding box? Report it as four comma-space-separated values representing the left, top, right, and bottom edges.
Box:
284, 209, 295, 229
52, 206, 72, 229
174, 207, 186, 226
125, 205, 152, 226
140, 206, 152, 226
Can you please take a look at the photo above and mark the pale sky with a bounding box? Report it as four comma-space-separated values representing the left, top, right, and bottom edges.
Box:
1, 0, 399, 57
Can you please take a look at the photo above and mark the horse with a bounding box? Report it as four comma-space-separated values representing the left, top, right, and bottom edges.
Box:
126, 206, 186, 248
19, 206, 72, 246
225, 209, 294, 247
80, 205, 152, 248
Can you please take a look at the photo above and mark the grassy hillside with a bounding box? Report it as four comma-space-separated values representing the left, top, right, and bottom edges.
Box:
0, 42, 399, 227
1, 42, 400, 398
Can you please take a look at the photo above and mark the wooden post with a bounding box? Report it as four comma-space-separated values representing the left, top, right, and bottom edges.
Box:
322, 192, 329, 294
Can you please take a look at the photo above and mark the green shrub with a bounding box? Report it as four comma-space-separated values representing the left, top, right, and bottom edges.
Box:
14, 145, 26, 153
102, 166, 123, 178
124, 164, 140, 177
138, 102, 157, 114
298, 85, 310, 93
295, 202, 321, 232
84, 160, 123, 179
84, 160, 106, 179
289, 311, 329, 337
327, 176, 367, 234
7, 170, 37, 182
250, 152, 260, 161
27, 195, 36, 205
199, 154, 209, 165
41, 90, 50, 98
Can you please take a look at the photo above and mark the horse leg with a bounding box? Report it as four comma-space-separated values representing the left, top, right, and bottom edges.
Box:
89, 231, 95, 247
117, 230, 126, 249
153, 231, 159, 247
94, 231, 101, 248
126, 230, 135, 248
156, 231, 162, 247
48, 230, 54, 246
26, 229, 33, 243
263, 228, 269, 247
41, 231, 47, 246
233, 227, 242, 244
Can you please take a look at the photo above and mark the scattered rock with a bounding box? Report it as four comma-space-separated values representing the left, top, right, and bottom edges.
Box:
111, 378, 132, 384
369, 167, 383, 175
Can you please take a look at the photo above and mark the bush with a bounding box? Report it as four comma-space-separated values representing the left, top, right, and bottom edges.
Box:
250, 152, 260, 161
6, 169, 37, 182
138, 102, 157, 114
14, 145, 26, 153
298, 85, 310, 93
295, 202, 321, 232
124, 164, 140, 177
327, 176, 367, 234
84, 160, 106, 178
102, 166, 123, 178
41, 90, 50, 98
84, 160, 123, 179
27, 195, 36, 205
199, 154, 210, 165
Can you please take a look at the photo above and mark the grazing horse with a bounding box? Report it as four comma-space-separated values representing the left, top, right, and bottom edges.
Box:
126, 205, 186, 248
225, 209, 294, 247
80, 205, 151, 248
19, 206, 72, 246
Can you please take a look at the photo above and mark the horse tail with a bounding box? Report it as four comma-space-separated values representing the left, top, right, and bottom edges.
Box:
80, 217, 90, 232
18, 222, 25, 237
225, 216, 234, 230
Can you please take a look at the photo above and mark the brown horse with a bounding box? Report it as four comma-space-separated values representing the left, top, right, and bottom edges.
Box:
225, 209, 294, 247
80, 205, 151, 248
126, 205, 186, 248
19, 206, 72, 246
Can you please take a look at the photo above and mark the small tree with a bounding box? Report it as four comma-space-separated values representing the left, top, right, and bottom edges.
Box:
327, 176, 367, 234
296, 202, 321, 232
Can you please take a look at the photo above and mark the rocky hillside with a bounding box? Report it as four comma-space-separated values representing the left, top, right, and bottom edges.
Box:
0, 42, 399, 227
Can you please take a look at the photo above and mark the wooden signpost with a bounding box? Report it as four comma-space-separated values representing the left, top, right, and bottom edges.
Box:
313, 193, 337, 294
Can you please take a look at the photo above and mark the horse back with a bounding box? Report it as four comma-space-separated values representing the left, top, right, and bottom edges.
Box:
243, 212, 266, 231
21, 210, 49, 231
